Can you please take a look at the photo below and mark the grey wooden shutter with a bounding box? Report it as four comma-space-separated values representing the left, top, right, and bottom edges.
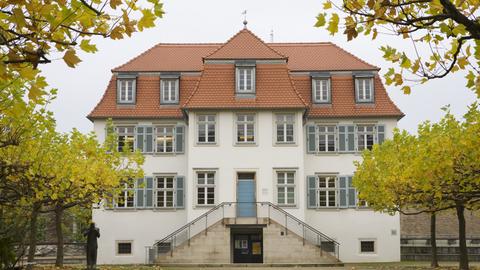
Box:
145, 177, 154, 207
338, 126, 346, 151
175, 176, 185, 208
307, 176, 317, 208
347, 176, 356, 207
377, 125, 385, 144
136, 127, 144, 152
306, 125, 317, 153
339, 176, 347, 208
175, 125, 185, 154
348, 125, 356, 151
136, 178, 144, 208
145, 127, 153, 152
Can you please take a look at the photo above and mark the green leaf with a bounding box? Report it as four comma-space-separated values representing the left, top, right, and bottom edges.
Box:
138, 9, 156, 31
327, 13, 339, 35
80, 39, 98, 53
401, 85, 411, 94
315, 13, 326, 27
63, 49, 82, 68
323, 1, 332, 9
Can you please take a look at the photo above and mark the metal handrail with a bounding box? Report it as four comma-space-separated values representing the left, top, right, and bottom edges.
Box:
149, 201, 340, 263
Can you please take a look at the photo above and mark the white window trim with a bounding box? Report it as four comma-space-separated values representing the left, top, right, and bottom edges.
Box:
195, 170, 217, 207
359, 238, 377, 254
316, 175, 338, 208
236, 67, 256, 94
312, 78, 331, 103
114, 183, 136, 208
317, 125, 337, 153
357, 125, 376, 151
275, 170, 297, 207
196, 114, 217, 145
155, 175, 176, 208
155, 125, 175, 154
160, 79, 179, 104
115, 126, 135, 152
117, 79, 136, 104
116, 240, 133, 256
274, 113, 296, 145
235, 113, 257, 145
355, 77, 374, 103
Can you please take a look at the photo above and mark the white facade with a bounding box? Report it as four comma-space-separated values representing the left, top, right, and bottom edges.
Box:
92, 113, 400, 264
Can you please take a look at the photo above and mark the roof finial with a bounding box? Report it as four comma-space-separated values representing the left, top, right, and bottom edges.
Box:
242, 10, 248, 29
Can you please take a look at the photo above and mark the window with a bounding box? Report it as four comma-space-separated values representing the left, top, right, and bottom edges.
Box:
318, 176, 337, 207
276, 114, 295, 143
307, 175, 362, 209
277, 171, 295, 206
116, 126, 135, 152
197, 115, 216, 143
116, 183, 135, 208
161, 79, 179, 104
357, 125, 375, 151
318, 126, 336, 152
312, 78, 331, 103
117, 79, 135, 104
136, 126, 154, 153
116, 241, 132, 255
156, 126, 174, 153
360, 240, 375, 253
196, 172, 215, 206
156, 176, 174, 208
115, 176, 184, 209
236, 67, 255, 93
355, 77, 374, 103
236, 114, 255, 143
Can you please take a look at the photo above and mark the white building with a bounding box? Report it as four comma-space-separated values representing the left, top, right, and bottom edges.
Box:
88, 27, 404, 265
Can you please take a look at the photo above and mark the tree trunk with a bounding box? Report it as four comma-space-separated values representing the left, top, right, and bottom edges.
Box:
456, 203, 469, 270
430, 212, 439, 267
54, 205, 64, 267
26, 204, 40, 270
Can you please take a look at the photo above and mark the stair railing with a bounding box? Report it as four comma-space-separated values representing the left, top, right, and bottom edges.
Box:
145, 201, 340, 263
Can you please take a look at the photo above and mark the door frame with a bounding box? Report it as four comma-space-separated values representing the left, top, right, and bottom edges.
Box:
235, 172, 257, 217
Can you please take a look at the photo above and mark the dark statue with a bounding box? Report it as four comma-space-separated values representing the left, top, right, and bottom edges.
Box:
84, 223, 100, 270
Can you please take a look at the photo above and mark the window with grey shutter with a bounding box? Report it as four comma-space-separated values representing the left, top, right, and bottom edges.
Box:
175, 176, 185, 208
347, 125, 355, 151
339, 176, 347, 208
307, 176, 317, 208
145, 177, 154, 207
175, 125, 185, 153
377, 125, 385, 144
347, 176, 356, 207
306, 125, 317, 153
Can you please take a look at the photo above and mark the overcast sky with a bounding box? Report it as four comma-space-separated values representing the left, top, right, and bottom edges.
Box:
40, 0, 478, 134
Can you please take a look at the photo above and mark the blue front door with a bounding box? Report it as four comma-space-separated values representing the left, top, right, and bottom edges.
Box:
237, 175, 256, 217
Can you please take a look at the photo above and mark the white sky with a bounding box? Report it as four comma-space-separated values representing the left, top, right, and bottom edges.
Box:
41, 0, 478, 134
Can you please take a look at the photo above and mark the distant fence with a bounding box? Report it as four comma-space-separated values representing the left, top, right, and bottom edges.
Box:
401, 238, 480, 261
18, 242, 86, 266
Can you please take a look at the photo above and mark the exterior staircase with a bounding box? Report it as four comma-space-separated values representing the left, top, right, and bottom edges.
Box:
146, 202, 341, 265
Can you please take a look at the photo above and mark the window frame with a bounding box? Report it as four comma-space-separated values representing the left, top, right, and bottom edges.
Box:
355, 76, 374, 103
116, 126, 135, 153
275, 113, 296, 144
236, 66, 256, 94
117, 78, 136, 104
195, 171, 216, 207
155, 175, 176, 208
235, 113, 256, 144
197, 114, 217, 144
155, 125, 175, 153
116, 240, 133, 256
160, 78, 179, 104
115, 183, 135, 208
276, 170, 296, 207
312, 78, 331, 104
317, 125, 337, 153
317, 175, 338, 208
357, 125, 376, 151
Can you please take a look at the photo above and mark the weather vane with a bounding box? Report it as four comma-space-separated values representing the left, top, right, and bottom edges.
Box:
242, 10, 248, 28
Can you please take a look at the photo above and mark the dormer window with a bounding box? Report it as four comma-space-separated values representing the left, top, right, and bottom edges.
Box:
161, 79, 179, 104
312, 78, 331, 103
355, 75, 374, 103
117, 78, 136, 104
235, 61, 256, 94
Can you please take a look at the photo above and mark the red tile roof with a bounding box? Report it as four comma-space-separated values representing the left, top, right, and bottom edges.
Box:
90, 28, 403, 120
183, 63, 306, 109
293, 75, 404, 118
204, 29, 287, 60
88, 75, 198, 119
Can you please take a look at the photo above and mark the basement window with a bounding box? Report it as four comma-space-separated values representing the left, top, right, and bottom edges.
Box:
116, 241, 132, 255
360, 240, 376, 253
